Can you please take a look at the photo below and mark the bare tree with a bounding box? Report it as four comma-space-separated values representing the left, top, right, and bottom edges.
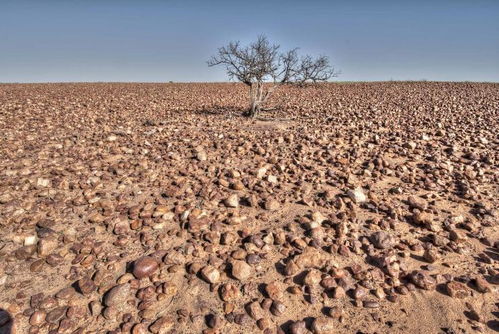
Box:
208, 35, 339, 117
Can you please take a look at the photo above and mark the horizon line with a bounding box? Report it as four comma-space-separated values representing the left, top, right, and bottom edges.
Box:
1, 80, 498, 85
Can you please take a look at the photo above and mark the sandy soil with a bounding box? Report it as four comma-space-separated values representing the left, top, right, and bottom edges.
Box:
0, 82, 497, 334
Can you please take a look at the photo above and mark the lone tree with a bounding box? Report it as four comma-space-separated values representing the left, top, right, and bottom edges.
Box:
208, 35, 338, 117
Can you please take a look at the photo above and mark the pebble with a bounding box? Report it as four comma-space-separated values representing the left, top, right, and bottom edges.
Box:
76, 276, 96, 295
231, 260, 252, 281
270, 301, 286, 316
408, 196, 427, 210
304, 269, 322, 286
423, 248, 439, 263
246, 301, 265, 319
37, 237, 58, 257
347, 187, 367, 204
200, 266, 220, 284
29, 311, 46, 326
265, 281, 284, 300
149, 316, 175, 333
104, 283, 131, 308
446, 281, 469, 298
224, 194, 239, 208
474, 276, 491, 293
370, 231, 394, 249
133, 256, 159, 279
311, 317, 335, 334
264, 198, 280, 211
289, 320, 307, 334
410, 271, 437, 290
46, 306, 67, 323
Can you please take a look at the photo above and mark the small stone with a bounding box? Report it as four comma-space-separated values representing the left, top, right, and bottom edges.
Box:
256, 167, 267, 178
449, 229, 466, 241
246, 301, 264, 320
353, 286, 368, 300
206, 314, 222, 329
423, 248, 439, 263
89, 301, 102, 316
257, 317, 271, 330
289, 321, 307, 334
270, 301, 286, 316
410, 271, 436, 290
30, 259, 45, 272
446, 281, 469, 298
196, 151, 207, 161
76, 277, 96, 295
267, 175, 278, 183
346, 187, 367, 204
231, 260, 252, 281
24, 235, 38, 246
284, 261, 300, 276
311, 317, 335, 334
36, 177, 50, 187
133, 256, 159, 279
474, 276, 491, 293
0, 193, 13, 204
264, 198, 280, 211
220, 283, 240, 302
46, 306, 67, 323
103, 306, 118, 320
104, 283, 131, 308
200, 266, 220, 284
362, 300, 380, 308
29, 310, 46, 326
132, 323, 148, 334
37, 237, 58, 257
224, 194, 239, 208
265, 281, 284, 300
56, 287, 76, 300
370, 231, 394, 249
413, 212, 434, 227
311, 211, 327, 225
408, 196, 427, 210
149, 316, 175, 334
246, 254, 261, 265
327, 306, 342, 319
333, 286, 345, 299
303, 269, 322, 286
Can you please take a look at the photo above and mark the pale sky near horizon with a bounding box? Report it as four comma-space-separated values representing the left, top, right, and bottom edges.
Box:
1, 0, 498, 83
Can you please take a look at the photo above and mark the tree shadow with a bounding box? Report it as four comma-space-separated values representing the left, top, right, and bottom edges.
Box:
0, 309, 13, 334
192, 105, 245, 117
192, 105, 289, 121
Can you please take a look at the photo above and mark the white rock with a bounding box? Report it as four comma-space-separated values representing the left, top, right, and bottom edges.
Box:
36, 178, 50, 187
196, 151, 207, 161
347, 187, 367, 203
256, 167, 267, 178
267, 175, 278, 183
24, 235, 38, 246
224, 194, 239, 208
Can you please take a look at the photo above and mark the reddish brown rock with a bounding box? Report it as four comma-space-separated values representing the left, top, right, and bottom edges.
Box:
133, 256, 159, 279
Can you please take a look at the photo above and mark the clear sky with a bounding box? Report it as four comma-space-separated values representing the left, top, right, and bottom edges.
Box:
1, 0, 498, 83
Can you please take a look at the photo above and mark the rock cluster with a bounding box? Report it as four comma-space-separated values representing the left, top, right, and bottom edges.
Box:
0, 82, 497, 333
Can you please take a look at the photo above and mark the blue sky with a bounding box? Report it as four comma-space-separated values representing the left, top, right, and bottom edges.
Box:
1, 0, 498, 82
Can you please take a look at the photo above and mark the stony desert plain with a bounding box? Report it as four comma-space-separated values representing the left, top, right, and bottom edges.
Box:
0, 82, 498, 334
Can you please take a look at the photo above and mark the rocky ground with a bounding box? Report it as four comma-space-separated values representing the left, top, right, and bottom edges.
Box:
0, 82, 498, 334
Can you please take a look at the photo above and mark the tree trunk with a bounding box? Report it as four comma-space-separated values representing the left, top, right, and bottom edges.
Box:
246, 82, 261, 117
